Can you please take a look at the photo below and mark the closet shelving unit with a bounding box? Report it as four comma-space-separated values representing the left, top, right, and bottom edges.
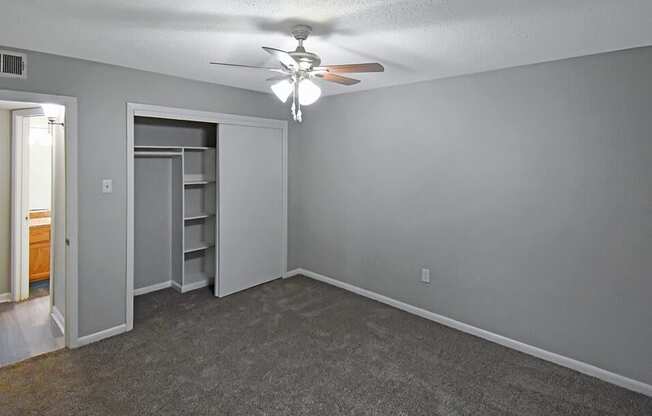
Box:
133, 116, 217, 293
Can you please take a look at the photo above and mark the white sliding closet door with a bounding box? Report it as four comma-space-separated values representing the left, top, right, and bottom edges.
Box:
217, 124, 283, 297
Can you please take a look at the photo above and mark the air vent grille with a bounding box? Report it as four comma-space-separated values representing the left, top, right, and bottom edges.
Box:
0, 50, 27, 79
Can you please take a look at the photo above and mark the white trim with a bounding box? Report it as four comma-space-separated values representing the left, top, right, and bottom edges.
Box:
134, 281, 172, 296
0, 89, 79, 350
280, 123, 288, 280
0, 292, 11, 303
51, 305, 65, 334
75, 324, 127, 348
128, 103, 287, 129
126, 104, 135, 331
209, 138, 217, 296
289, 268, 652, 398
49, 121, 57, 314
49, 120, 67, 318
126, 103, 288, 330
171, 278, 210, 294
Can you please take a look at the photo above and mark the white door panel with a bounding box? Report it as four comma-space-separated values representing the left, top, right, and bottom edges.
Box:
217, 124, 283, 296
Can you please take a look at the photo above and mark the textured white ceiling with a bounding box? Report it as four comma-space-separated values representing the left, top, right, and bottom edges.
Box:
1, 0, 651, 96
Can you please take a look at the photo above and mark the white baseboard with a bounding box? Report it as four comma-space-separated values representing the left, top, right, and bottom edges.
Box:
51, 305, 65, 334
287, 268, 652, 398
0, 292, 11, 303
171, 279, 210, 294
134, 281, 172, 296
74, 324, 128, 348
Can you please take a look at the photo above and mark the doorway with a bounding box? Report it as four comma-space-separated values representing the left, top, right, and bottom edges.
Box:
0, 102, 64, 365
0, 90, 79, 365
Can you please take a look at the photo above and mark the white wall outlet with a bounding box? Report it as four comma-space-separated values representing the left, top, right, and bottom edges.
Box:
102, 179, 113, 194
421, 268, 431, 284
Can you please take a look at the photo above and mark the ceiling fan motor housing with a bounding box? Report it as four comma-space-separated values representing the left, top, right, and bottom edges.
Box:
291, 25, 312, 41
290, 25, 321, 69
290, 50, 321, 69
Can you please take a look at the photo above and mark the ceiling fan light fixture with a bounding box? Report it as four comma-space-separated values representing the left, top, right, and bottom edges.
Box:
298, 79, 321, 106
271, 79, 294, 103
210, 24, 384, 121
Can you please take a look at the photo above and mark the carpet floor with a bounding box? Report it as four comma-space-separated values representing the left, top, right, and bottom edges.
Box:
1, 275, 650, 415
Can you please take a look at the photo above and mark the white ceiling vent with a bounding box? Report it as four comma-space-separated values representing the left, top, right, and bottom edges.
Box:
0, 50, 27, 79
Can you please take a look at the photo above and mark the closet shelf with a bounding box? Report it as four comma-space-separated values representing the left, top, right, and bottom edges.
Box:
184, 242, 215, 254
134, 151, 181, 157
184, 213, 214, 221
135, 145, 214, 150
184, 180, 215, 186
134, 145, 178, 149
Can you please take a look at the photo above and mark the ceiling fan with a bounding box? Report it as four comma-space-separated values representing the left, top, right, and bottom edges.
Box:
210, 25, 384, 122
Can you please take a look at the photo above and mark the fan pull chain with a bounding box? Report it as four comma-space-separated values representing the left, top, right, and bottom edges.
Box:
291, 79, 302, 122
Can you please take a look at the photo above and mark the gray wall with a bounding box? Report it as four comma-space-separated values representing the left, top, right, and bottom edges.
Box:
0, 47, 288, 336
289, 46, 652, 385
0, 110, 9, 295
134, 157, 173, 290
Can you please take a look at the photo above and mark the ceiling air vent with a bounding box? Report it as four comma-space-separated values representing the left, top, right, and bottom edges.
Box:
0, 50, 27, 79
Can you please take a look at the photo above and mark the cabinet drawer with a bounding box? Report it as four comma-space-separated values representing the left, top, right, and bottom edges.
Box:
30, 226, 50, 244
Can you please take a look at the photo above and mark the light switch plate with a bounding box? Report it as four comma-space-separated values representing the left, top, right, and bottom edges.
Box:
102, 179, 113, 194
421, 268, 431, 284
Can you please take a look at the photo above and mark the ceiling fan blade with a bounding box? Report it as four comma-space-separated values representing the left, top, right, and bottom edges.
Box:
314, 72, 360, 86
315, 63, 384, 73
262, 47, 297, 70
210, 62, 287, 73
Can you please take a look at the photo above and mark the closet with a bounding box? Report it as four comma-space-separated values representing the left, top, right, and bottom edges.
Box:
129, 105, 287, 311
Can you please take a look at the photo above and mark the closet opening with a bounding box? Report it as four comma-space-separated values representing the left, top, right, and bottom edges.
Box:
132, 116, 217, 298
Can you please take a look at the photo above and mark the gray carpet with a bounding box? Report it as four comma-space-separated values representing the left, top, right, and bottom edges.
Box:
1, 275, 650, 415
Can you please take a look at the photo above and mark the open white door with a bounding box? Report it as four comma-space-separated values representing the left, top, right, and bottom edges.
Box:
11, 108, 41, 302
50, 119, 66, 327
217, 124, 284, 297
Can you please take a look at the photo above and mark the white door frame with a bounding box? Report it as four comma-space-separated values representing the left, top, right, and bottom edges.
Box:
11, 107, 43, 302
2, 89, 79, 349
126, 103, 288, 331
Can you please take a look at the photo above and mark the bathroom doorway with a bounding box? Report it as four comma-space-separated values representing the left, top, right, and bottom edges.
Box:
0, 96, 73, 366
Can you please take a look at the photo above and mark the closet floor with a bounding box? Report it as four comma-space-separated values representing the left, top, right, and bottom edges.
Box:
1, 276, 651, 415
0, 295, 64, 367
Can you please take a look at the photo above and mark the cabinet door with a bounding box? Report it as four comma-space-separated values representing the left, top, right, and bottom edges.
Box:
30, 240, 50, 281
217, 124, 283, 297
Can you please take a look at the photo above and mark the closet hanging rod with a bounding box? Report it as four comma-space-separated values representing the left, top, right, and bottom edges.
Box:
184, 213, 215, 221
134, 151, 182, 157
